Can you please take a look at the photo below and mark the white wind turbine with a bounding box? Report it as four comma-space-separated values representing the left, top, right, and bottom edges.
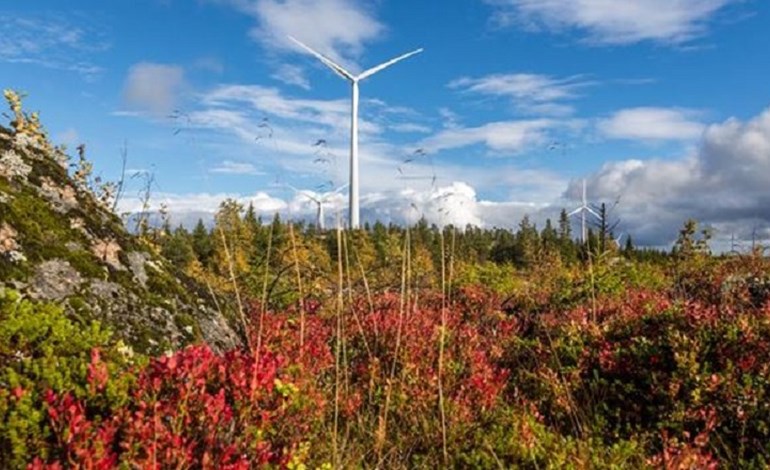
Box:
288, 36, 423, 229
568, 179, 600, 244
288, 184, 349, 230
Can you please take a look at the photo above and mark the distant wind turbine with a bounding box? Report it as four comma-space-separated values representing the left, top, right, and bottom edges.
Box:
288, 35, 423, 229
568, 179, 600, 244
288, 184, 349, 230
613, 232, 625, 249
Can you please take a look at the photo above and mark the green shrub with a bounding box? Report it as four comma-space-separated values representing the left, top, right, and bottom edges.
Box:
0, 289, 135, 468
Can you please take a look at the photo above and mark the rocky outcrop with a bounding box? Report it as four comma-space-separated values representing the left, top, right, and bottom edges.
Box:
0, 93, 241, 354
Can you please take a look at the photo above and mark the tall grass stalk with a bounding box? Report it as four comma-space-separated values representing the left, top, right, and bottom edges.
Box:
333, 225, 345, 468
376, 227, 411, 465
252, 220, 274, 394
351, 234, 377, 338
343, 231, 373, 361
438, 229, 449, 466
287, 222, 306, 351
218, 227, 251, 350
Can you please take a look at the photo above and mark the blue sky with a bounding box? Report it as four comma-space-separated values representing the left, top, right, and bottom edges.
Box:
2, 0, 770, 247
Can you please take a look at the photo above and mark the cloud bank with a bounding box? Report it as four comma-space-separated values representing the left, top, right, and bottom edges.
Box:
580, 106, 770, 245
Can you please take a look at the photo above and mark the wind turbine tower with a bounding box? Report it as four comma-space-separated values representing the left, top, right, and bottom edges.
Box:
289, 36, 423, 229
568, 179, 600, 244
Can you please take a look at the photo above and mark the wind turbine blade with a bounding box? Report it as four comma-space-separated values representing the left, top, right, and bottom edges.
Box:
357, 48, 423, 81
287, 36, 355, 82
332, 183, 350, 195
585, 206, 601, 218
301, 192, 322, 204
283, 183, 301, 194
567, 208, 582, 217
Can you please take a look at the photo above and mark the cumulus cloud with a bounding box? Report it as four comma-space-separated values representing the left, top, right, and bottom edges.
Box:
118, 190, 288, 224
578, 106, 770, 246
598, 107, 705, 142
122, 63, 186, 115
361, 182, 484, 227
450, 73, 595, 116
486, 0, 736, 45
120, 175, 572, 236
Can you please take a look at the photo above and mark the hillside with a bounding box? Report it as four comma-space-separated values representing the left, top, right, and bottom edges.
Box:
0, 91, 240, 353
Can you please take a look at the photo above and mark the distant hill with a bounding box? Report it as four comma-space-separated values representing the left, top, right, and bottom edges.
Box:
0, 91, 241, 353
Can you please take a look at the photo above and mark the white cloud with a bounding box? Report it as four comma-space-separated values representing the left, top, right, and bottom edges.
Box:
438, 108, 462, 129
120, 181, 537, 231
271, 63, 311, 89
362, 182, 485, 227
598, 107, 705, 141
122, 63, 186, 116
201, 84, 381, 136
210, 160, 265, 175
183, 84, 572, 197
220, 0, 384, 71
486, 0, 736, 45
419, 119, 557, 153
450, 73, 594, 116
389, 123, 432, 134
579, 106, 770, 246
0, 14, 107, 77
118, 190, 287, 219
193, 56, 225, 74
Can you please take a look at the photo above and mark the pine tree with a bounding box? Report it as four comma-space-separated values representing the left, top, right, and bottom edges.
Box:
212, 199, 249, 280
515, 215, 538, 268
162, 225, 195, 268
541, 218, 559, 255
558, 209, 572, 241
624, 235, 634, 254
191, 219, 213, 266
558, 208, 577, 264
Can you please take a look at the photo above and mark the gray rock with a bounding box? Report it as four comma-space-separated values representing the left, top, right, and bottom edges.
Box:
89, 279, 124, 302
126, 251, 149, 287
30, 260, 83, 300
197, 306, 242, 352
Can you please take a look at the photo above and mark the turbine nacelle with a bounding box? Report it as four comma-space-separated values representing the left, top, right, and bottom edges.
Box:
288, 36, 423, 84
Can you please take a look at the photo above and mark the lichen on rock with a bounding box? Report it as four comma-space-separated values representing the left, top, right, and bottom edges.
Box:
0, 149, 32, 181
30, 259, 84, 300
126, 251, 150, 287
38, 176, 78, 213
